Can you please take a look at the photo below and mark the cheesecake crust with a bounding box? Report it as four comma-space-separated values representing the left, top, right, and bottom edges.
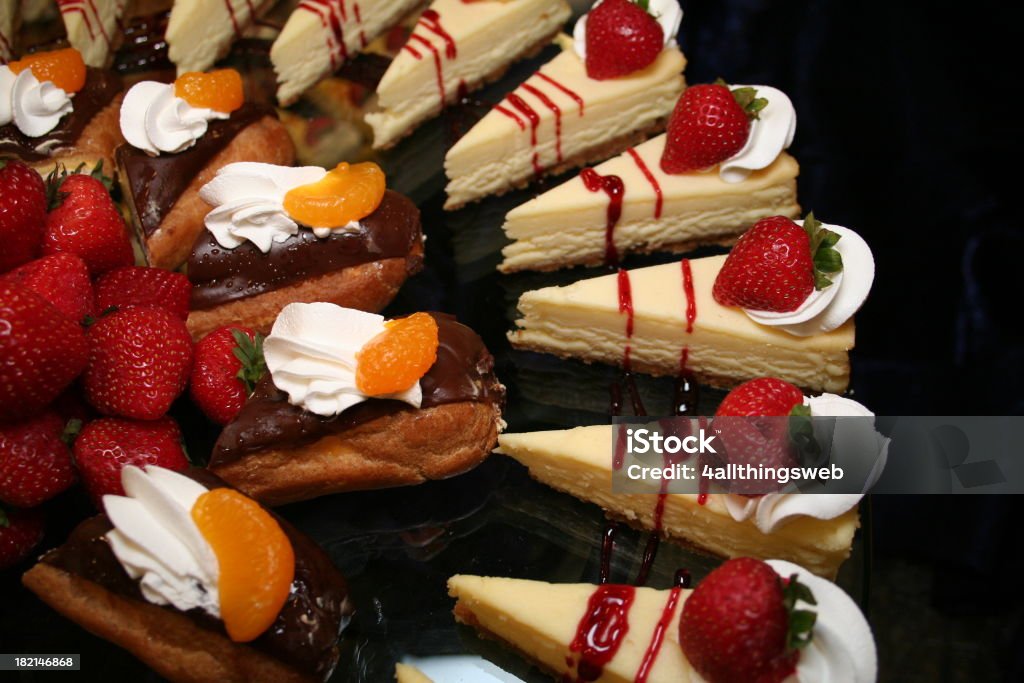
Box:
22, 563, 311, 683
210, 400, 503, 506
186, 241, 425, 340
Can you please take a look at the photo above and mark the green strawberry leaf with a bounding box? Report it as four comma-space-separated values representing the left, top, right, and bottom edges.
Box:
60, 418, 83, 447
730, 86, 769, 120
232, 329, 268, 396
803, 211, 844, 291
782, 573, 818, 651
633, 0, 651, 11
788, 404, 820, 460
0, 507, 8, 528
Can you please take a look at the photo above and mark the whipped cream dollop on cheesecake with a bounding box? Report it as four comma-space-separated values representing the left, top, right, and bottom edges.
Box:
120, 80, 231, 155
767, 559, 878, 683
718, 84, 796, 183
744, 221, 875, 336
103, 466, 221, 617
572, 0, 683, 60
0, 66, 74, 136
263, 303, 425, 417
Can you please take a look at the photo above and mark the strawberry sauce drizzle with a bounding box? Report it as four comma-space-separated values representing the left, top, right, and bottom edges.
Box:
505, 93, 542, 175
495, 104, 525, 129
59, 0, 113, 46
627, 148, 662, 218
409, 33, 445, 102
419, 9, 456, 58
402, 9, 457, 105
568, 584, 636, 682
354, 3, 366, 47
299, 0, 348, 69
634, 586, 684, 683
536, 72, 584, 115
580, 168, 624, 266
522, 83, 563, 163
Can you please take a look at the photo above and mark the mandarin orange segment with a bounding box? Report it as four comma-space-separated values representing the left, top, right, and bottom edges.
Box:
355, 312, 439, 396
174, 69, 244, 113
282, 161, 386, 229
191, 488, 294, 642
9, 48, 87, 93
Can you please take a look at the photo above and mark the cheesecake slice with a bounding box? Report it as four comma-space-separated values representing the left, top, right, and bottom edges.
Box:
500, 139, 800, 272
272, 0, 424, 105
59, 0, 130, 67
444, 39, 686, 209
366, 0, 570, 149
497, 425, 858, 578
509, 255, 854, 393
166, 0, 274, 74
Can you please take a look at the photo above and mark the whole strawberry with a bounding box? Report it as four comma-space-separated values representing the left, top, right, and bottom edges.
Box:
0, 253, 93, 323
660, 83, 766, 174
94, 266, 192, 320
190, 327, 266, 425
715, 378, 805, 417
83, 306, 194, 420
0, 160, 46, 273
0, 412, 78, 507
584, 0, 665, 80
42, 170, 134, 275
73, 416, 188, 505
0, 507, 45, 570
680, 558, 815, 683
0, 285, 89, 421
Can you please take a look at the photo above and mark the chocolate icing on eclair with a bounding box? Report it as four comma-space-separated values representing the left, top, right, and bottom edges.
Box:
210, 313, 505, 466
0, 68, 122, 161
188, 190, 423, 310
115, 103, 276, 239
40, 468, 352, 681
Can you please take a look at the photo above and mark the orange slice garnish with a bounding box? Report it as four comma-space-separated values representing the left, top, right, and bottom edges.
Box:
282, 161, 386, 229
9, 48, 87, 94
355, 312, 439, 396
191, 488, 294, 642
174, 69, 244, 113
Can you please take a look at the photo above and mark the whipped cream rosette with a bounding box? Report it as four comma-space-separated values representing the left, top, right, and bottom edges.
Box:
120, 69, 245, 155
0, 48, 86, 137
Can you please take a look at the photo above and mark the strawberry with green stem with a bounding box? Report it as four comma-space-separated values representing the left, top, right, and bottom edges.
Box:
190, 327, 266, 425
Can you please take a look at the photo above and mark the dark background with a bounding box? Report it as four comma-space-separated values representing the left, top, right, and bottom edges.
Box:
3, 1, 1023, 681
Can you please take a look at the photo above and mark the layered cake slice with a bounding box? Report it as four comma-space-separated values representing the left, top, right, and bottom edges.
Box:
444, 0, 686, 209
186, 160, 424, 339
166, 0, 275, 74
0, 48, 124, 175
497, 376, 880, 579
501, 83, 801, 272
450, 558, 876, 683
59, 0, 131, 67
366, 0, 571, 149
272, 0, 425, 105
209, 303, 505, 505
509, 216, 875, 393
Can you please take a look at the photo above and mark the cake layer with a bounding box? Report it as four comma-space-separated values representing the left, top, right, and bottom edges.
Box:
501, 140, 800, 271
367, 0, 570, 149
509, 255, 854, 393
444, 43, 686, 208
498, 426, 859, 577
450, 574, 695, 683
272, 0, 423, 105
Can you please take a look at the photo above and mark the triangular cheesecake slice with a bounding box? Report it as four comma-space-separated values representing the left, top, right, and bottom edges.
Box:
367, 0, 571, 149
509, 255, 854, 394
272, 0, 425, 105
59, 0, 130, 67
166, 0, 275, 74
450, 575, 693, 682
498, 425, 859, 578
444, 36, 686, 209
500, 137, 800, 272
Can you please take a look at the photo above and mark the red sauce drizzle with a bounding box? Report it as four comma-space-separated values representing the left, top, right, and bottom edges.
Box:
223, 0, 241, 37
299, 0, 348, 69
419, 9, 456, 58
580, 168, 624, 266
522, 82, 563, 163
627, 148, 663, 219
681, 258, 696, 333
536, 72, 585, 115
495, 104, 526, 130
634, 586, 684, 683
617, 268, 634, 368
505, 93, 542, 175
569, 584, 635, 682
409, 33, 445, 102
354, 3, 367, 47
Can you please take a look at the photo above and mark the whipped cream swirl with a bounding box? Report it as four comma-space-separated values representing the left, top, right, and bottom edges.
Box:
263, 303, 423, 417
103, 466, 220, 617
0, 65, 74, 136
723, 393, 885, 533
719, 84, 796, 183
767, 559, 878, 683
120, 80, 229, 155
744, 221, 874, 336
573, 0, 683, 60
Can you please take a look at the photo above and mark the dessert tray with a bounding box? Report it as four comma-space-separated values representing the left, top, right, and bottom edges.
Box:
0, 2, 877, 682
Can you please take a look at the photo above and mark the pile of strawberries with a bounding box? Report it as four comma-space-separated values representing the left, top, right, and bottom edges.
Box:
0, 160, 263, 570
